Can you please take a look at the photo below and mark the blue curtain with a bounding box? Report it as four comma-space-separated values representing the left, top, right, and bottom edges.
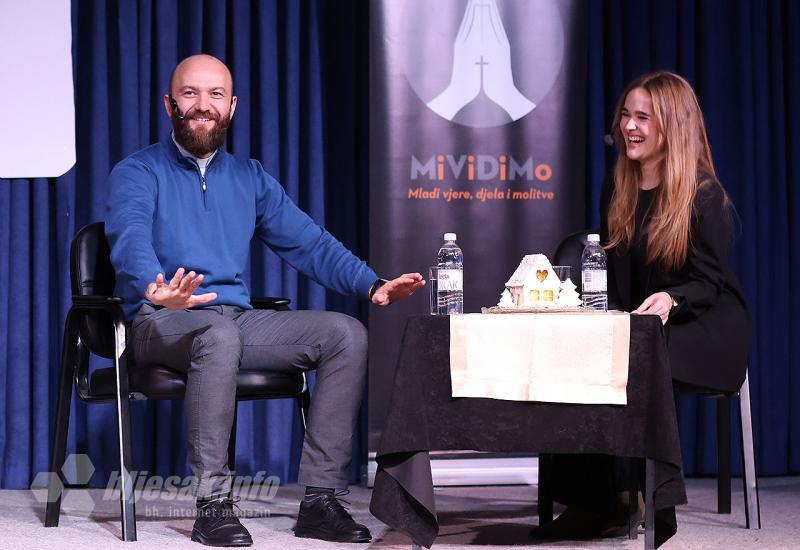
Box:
586, 0, 800, 475
0, 0, 368, 489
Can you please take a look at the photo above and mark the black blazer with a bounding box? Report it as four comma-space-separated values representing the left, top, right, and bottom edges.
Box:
600, 176, 751, 392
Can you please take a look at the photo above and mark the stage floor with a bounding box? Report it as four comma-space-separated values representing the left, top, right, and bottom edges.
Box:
1, 477, 798, 549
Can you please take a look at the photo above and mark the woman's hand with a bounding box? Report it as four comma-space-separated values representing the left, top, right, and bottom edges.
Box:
633, 291, 673, 324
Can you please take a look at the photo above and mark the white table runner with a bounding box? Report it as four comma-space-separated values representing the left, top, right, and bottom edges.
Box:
449, 312, 630, 405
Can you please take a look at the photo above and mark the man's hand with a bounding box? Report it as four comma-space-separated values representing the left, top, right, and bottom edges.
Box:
145, 267, 218, 309
633, 291, 673, 324
371, 273, 425, 306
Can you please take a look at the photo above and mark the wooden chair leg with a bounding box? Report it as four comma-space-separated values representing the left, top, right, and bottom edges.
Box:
113, 321, 137, 541
45, 311, 80, 527
717, 396, 732, 514
739, 372, 761, 529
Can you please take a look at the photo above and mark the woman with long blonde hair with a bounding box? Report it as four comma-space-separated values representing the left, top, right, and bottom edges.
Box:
602, 70, 750, 393
536, 72, 751, 541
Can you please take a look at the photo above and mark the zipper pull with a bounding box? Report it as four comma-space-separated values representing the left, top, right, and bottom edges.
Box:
202, 175, 207, 192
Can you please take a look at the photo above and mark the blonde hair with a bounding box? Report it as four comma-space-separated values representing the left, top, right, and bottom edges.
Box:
607, 71, 725, 271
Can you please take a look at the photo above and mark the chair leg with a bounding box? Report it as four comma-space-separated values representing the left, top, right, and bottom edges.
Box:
739, 372, 761, 529
227, 403, 238, 476
45, 311, 80, 527
297, 377, 311, 433
628, 457, 640, 540
644, 458, 655, 550
113, 321, 137, 541
536, 454, 554, 526
717, 396, 732, 514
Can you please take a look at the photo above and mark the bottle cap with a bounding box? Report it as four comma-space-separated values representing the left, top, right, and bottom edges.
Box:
587, 234, 600, 242
444, 232, 457, 241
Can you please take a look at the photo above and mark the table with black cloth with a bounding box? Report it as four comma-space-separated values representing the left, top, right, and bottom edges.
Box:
369, 314, 687, 549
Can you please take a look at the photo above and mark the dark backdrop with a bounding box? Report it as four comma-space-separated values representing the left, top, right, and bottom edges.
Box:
0, 0, 797, 490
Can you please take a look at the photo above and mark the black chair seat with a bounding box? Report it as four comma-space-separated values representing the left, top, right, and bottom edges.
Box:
89, 365, 306, 400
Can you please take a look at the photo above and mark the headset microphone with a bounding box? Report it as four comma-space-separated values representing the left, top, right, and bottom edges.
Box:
169, 96, 186, 120
603, 124, 618, 147
169, 96, 234, 121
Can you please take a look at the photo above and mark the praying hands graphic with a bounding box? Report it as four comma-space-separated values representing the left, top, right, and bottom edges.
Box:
427, 0, 535, 122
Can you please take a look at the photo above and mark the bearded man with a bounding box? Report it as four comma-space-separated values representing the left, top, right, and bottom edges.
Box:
105, 54, 423, 547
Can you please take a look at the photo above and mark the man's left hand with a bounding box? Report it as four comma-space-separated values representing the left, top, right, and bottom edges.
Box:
371, 273, 425, 306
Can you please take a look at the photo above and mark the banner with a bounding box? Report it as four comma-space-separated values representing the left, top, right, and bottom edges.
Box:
369, 0, 587, 451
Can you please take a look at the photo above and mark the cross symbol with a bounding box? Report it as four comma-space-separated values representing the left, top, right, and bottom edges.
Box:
475, 55, 489, 87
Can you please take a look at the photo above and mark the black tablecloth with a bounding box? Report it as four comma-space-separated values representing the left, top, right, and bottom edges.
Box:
369, 314, 687, 548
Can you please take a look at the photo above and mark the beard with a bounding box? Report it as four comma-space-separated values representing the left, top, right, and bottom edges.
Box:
171, 108, 231, 158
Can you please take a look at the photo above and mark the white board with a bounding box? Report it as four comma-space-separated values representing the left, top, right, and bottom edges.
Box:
0, 0, 75, 178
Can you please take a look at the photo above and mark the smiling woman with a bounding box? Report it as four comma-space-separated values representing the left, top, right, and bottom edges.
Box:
604, 70, 750, 391
536, 72, 753, 540
619, 87, 660, 177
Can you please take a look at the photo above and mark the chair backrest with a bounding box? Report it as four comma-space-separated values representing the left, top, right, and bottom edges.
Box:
553, 229, 598, 294
71, 222, 117, 358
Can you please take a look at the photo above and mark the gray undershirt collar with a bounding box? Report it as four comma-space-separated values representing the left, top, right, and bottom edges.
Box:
172, 132, 218, 176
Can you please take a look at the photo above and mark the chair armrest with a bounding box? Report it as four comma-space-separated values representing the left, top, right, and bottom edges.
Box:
250, 296, 291, 310
72, 295, 124, 306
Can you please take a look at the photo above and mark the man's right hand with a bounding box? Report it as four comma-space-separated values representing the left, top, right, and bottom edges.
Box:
145, 267, 218, 309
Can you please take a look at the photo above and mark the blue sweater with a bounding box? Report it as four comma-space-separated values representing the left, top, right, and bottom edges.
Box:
106, 136, 377, 319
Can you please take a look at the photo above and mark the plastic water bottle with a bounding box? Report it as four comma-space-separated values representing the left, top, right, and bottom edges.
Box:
437, 233, 464, 314
581, 233, 608, 311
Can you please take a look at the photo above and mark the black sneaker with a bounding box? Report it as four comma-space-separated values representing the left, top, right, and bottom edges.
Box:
191, 496, 253, 547
294, 491, 372, 543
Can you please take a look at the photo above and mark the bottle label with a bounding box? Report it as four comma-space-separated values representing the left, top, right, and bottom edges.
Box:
437, 269, 463, 291
582, 269, 607, 292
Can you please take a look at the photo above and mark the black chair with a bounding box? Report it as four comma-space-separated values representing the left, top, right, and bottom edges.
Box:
45, 221, 311, 541
538, 229, 761, 530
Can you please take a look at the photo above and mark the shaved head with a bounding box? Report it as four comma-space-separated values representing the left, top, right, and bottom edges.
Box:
169, 54, 233, 96
164, 54, 237, 158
